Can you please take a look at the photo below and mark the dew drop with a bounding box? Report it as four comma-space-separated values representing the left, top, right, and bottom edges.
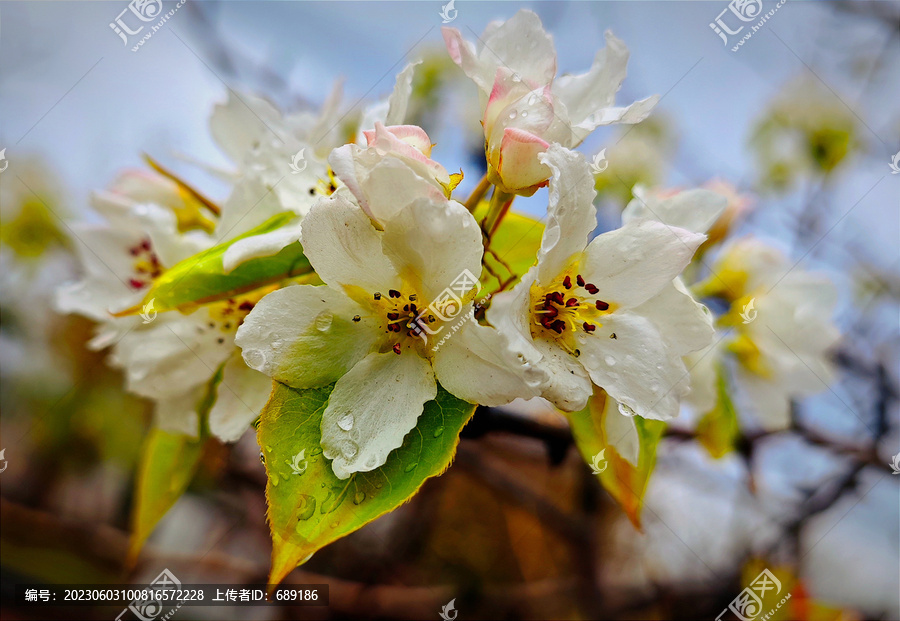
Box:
296, 494, 316, 521
520, 110, 528, 118
269, 475, 279, 487
244, 349, 266, 369
374, 481, 384, 489
508, 110, 518, 120
527, 94, 537, 106
337, 414, 354, 431
315, 312, 333, 331
617, 402, 637, 417
433, 426, 445, 438
353, 492, 366, 505
339, 439, 359, 459
259, 451, 266, 465
605, 355, 616, 366
404, 462, 418, 473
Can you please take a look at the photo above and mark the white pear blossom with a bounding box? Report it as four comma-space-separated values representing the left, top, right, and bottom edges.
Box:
56, 173, 273, 442
443, 10, 658, 195
236, 136, 542, 479
690, 238, 839, 429
328, 122, 457, 226
488, 145, 715, 418
209, 64, 419, 269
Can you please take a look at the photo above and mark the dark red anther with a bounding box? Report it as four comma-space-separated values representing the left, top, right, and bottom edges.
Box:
595, 300, 609, 311
583, 322, 596, 333
374, 292, 382, 300
565, 297, 579, 307
239, 301, 254, 311
129, 278, 144, 289
387, 312, 399, 321
551, 319, 566, 334
548, 291, 565, 305
585, 284, 599, 295
544, 306, 559, 319
129, 246, 140, 256
392, 343, 402, 355
576, 274, 585, 287
141, 239, 151, 251
389, 289, 401, 298
563, 275, 572, 289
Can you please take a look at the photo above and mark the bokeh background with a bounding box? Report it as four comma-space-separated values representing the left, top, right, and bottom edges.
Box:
1, 1, 898, 619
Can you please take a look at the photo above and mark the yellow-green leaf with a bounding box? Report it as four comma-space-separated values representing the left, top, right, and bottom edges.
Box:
696, 364, 739, 458
258, 381, 476, 586
127, 365, 223, 563
121, 213, 312, 315
568, 388, 666, 529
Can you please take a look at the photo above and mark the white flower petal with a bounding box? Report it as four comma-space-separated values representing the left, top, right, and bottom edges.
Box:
222, 218, 302, 272
604, 400, 640, 466
215, 178, 286, 242
299, 194, 400, 293
575, 310, 688, 421
380, 197, 483, 302
553, 31, 631, 129
432, 313, 544, 406
208, 353, 273, 442
154, 387, 204, 438
623, 186, 727, 235
631, 279, 715, 356
443, 10, 556, 94
536, 144, 598, 285
532, 337, 593, 412
210, 92, 286, 163
114, 310, 234, 401
235, 285, 378, 389
321, 350, 437, 479
581, 219, 705, 309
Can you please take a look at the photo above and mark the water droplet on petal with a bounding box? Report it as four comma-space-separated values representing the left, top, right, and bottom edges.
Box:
617, 402, 637, 417
315, 312, 333, 331
527, 94, 537, 106
339, 440, 359, 459
605, 355, 616, 366
337, 414, 354, 431
520, 110, 528, 118
508, 110, 518, 120
244, 349, 266, 369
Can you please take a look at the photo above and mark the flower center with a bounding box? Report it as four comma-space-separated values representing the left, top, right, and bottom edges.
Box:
128, 238, 163, 289
531, 272, 613, 353
371, 288, 433, 354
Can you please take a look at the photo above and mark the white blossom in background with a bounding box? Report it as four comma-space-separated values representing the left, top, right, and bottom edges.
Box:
443, 10, 658, 195
488, 145, 717, 419
690, 238, 839, 429
56, 172, 272, 442
236, 132, 542, 479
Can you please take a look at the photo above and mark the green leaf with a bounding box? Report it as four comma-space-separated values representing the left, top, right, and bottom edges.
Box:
568, 388, 666, 529
258, 381, 476, 585
127, 365, 223, 563
696, 363, 739, 458
121, 213, 312, 315
474, 204, 544, 293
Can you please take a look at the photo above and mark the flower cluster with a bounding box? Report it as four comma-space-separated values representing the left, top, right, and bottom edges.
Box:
56, 9, 840, 574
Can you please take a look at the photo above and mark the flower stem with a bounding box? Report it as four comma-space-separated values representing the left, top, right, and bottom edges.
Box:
482, 187, 515, 245
463, 174, 492, 213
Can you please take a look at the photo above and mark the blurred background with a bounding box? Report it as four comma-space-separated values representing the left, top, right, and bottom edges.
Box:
1, 1, 898, 619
